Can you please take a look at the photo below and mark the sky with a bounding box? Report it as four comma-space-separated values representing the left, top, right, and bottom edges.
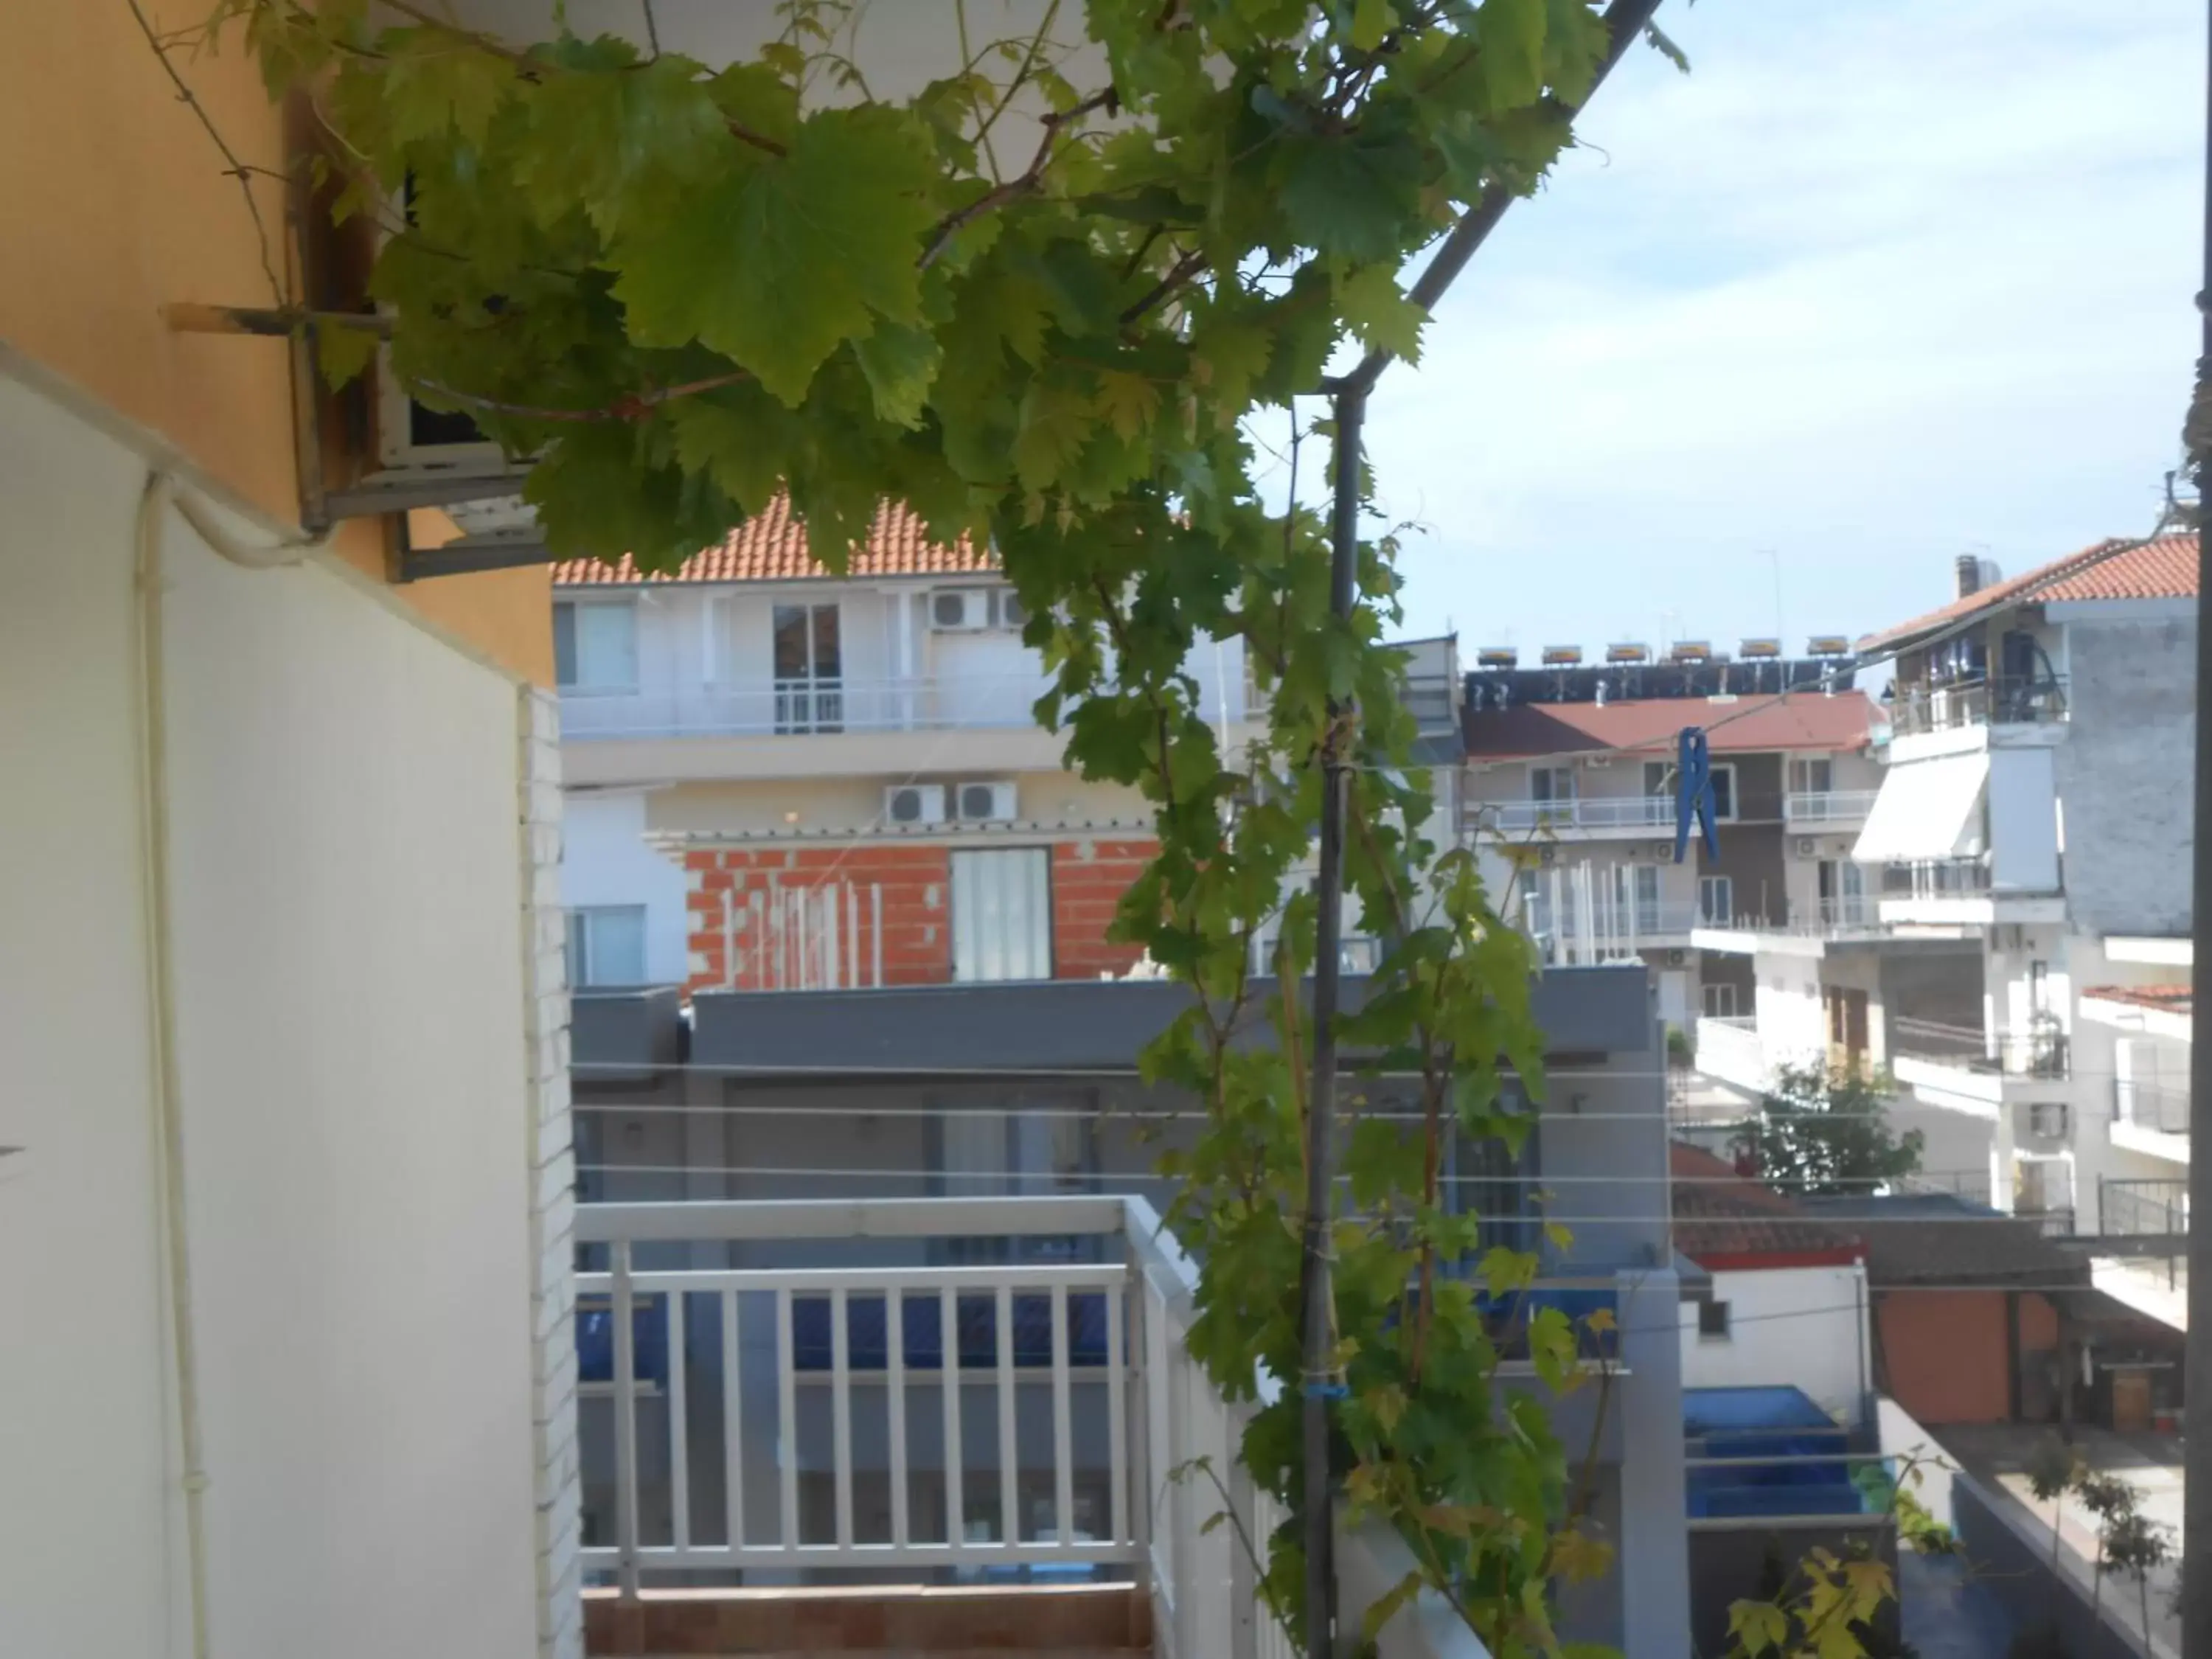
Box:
1339, 0, 2204, 658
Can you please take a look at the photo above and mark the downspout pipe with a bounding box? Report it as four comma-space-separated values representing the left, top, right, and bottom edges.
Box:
132, 473, 325, 1658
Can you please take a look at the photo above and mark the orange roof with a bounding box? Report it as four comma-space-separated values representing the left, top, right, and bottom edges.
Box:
2081, 984, 2192, 1016
1462, 691, 1875, 759
552, 498, 991, 587
1858, 533, 2199, 653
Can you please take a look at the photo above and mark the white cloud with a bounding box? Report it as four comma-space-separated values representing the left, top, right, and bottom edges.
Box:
1360, 0, 2202, 653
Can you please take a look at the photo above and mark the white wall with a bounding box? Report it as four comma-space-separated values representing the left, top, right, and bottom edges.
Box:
0, 372, 545, 1659
1680, 1265, 1871, 1422
564, 789, 691, 984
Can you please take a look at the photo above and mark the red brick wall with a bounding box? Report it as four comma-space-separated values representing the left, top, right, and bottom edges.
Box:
1052, 838, 1157, 981
681, 836, 1159, 994
684, 844, 950, 993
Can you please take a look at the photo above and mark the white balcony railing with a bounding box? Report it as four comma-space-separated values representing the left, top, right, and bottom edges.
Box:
574, 1196, 1481, 1659
561, 675, 1068, 740
1694, 1015, 1767, 1094
1478, 796, 1676, 834
1784, 790, 1879, 824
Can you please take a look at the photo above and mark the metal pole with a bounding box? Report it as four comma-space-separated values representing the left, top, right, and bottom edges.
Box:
2185, 3, 2212, 1644
1300, 386, 1365, 1659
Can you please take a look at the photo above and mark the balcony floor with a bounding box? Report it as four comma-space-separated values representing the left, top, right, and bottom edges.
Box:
585, 1582, 1152, 1656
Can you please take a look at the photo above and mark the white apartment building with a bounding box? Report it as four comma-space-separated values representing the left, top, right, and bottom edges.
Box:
1693, 538, 2197, 1262
553, 498, 1258, 998
1458, 650, 1879, 1034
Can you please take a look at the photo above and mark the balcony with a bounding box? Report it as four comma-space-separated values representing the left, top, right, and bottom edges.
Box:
1886, 675, 2070, 740
1694, 1015, 1767, 1096
2111, 1077, 2191, 1161
573, 1195, 1548, 1657
1476, 795, 1676, 836
563, 675, 1062, 741
1524, 895, 1703, 965
1890, 1018, 2068, 1116
1783, 790, 1879, 825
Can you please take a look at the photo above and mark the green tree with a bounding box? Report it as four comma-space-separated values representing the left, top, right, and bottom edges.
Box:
1738, 1062, 1924, 1197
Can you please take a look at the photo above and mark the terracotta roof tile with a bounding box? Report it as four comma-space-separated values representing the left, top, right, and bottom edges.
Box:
1669, 1142, 1865, 1268
1463, 692, 1875, 760
1857, 534, 2199, 654
552, 497, 992, 588
2081, 984, 2192, 1016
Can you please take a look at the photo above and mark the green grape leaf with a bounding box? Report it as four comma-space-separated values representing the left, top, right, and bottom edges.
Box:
611, 106, 942, 403
315, 324, 380, 390
1337, 265, 1426, 364
853, 319, 944, 428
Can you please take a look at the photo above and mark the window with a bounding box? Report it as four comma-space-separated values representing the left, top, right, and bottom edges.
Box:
1699, 874, 1733, 925
566, 905, 647, 987
1702, 982, 1739, 1018
1708, 763, 1737, 821
1697, 1299, 1732, 1340
1643, 760, 1674, 799
1530, 764, 1575, 804
950, 848, 1051, 982
1790, 757, 1833, 796
772, 603, 843, 732
553, 600, 638, 692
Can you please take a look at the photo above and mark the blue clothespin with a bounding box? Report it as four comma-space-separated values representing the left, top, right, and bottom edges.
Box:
1674, 727, 1719, 863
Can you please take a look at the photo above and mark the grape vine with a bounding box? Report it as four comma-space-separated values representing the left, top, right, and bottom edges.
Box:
202, 2, 1912, 1653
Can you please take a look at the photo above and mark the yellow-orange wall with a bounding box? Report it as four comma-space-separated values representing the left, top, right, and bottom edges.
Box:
0, 5, 552, 686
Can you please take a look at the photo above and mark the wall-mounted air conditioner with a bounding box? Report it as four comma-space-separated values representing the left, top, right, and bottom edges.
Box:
1649, 843, 1675, 861
1665, 948, 1688, 967
993, 588, 1029, 629
1795, 837, 1819, 858
929, 588, 992, 632
1585, 756, 1613, 770
1538, 846, 1557, 866
2025, 1102, 2070, 1141
884, 784, 947, 827
954, 781, 1018, 823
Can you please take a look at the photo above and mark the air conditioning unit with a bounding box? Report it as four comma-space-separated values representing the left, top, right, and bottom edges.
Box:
2025, 1102, 2070, 1141
1795, 837, 1819, 858
992, 588, 1029, 629
1649, 843, 1675, 861
1538, 845, 1557, 866
883, 784, 947, 827
1665, 949, 1688, 967
929, 588, 991, 631
954, 781, 1018, 823
1585, 756, 1613, 770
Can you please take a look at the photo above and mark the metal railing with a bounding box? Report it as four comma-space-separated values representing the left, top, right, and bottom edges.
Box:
1478, 796, 1676, 833
2113, 1077, 2191, 1138
2101, 1178, 2189, 1238
1784, 790, 1880, 824
561, 672, 1077, 740
1885, 859, 1992, 901
572, 1196, 1484, 1659
1891, 1018, 2069, 1078
1898, 1169, 1995, 1206
1887, 675, 2070, 737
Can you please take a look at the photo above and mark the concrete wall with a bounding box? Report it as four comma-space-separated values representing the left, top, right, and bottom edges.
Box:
2054, 612, 2196, 937
565, 790, 692, 985
1679, 1265, 1871, 1421
0, 371, 550, 1659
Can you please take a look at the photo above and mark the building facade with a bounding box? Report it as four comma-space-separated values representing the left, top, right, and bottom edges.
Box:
1693, 537, 2197, 1266
552, 504, 1256, 998
1459, 650, 1879, 1034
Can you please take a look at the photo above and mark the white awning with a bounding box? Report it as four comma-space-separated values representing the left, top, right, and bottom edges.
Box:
1852, 752, 1988, 863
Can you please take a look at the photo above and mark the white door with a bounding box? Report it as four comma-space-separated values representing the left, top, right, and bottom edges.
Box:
1658, 970, 1691, 1034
